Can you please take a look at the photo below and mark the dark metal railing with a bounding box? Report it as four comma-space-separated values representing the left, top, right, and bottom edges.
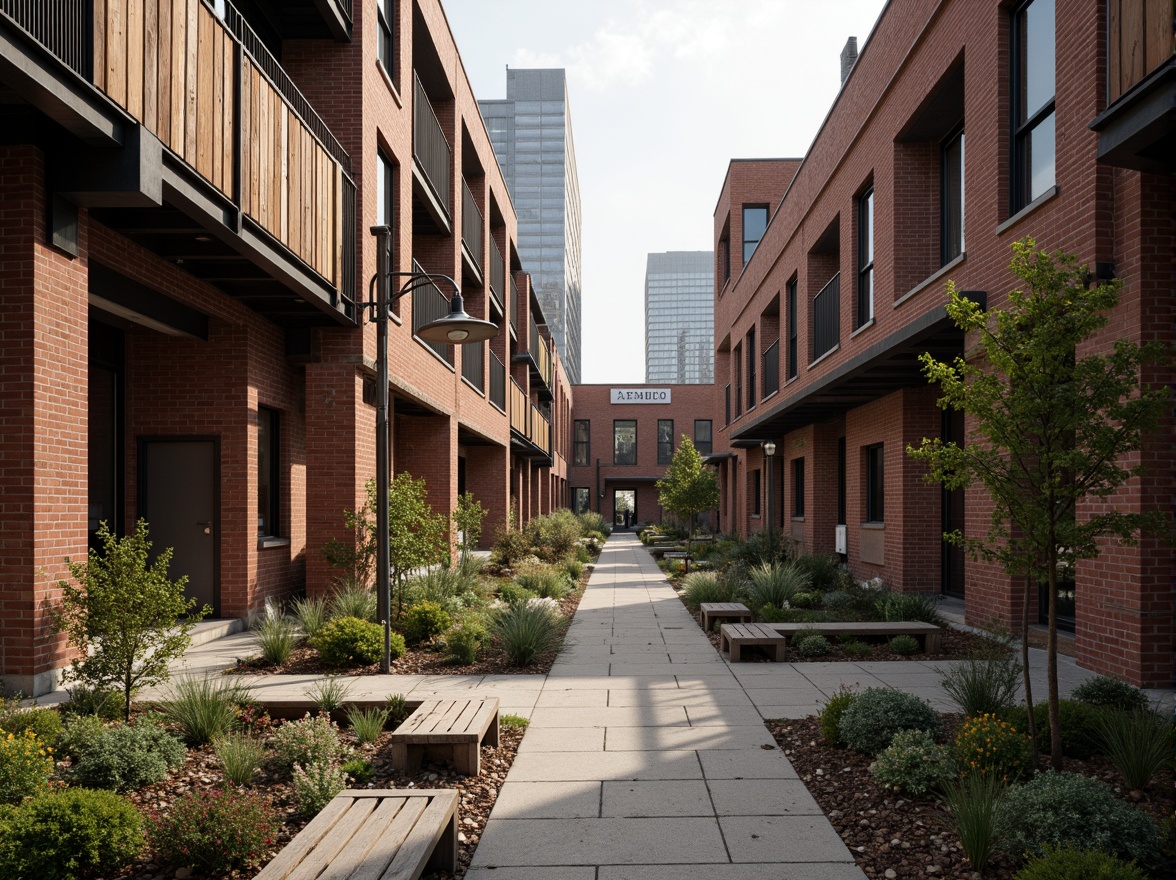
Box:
488, 237, 504, 313
813, 272, 840, 361
0, 0, 91, 77
748, 348, 757, 408
413, 75, 450, 211
340, 176, 357, 315
461, 342, 484, 391
461, 179, 482, 274
725, 384, 731, 426
489, 351, 506, 411
762, 339, 780, 399
412, 261, 453, 364
337, 0, 353, 23
509, 275, 519, 336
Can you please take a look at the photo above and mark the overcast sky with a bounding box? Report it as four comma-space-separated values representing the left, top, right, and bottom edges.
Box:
443, 0, 887, 384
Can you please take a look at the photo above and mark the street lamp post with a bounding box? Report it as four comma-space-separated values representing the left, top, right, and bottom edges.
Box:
364, 225, 499, 672
763, 440, 776, 558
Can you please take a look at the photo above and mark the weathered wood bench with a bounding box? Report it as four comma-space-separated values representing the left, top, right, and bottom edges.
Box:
254, 789, 457, 880
764, 620, 943, 652
720, 622, 789, 662
390, 696, 500, 776
700, 602, 753, 632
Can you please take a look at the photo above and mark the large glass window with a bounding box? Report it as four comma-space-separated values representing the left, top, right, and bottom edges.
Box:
657, 419, 674, 465
793, 457, 805, 518
376, 152, 397, 315
752, 469, 761, 516
377, 0, 394, 73
734, 343, 743, 418
258, 407, 280, 538
1012, 0, 1055, 211
742, 205, 769, 265
856, 186, 874, 328
572, 487, 590, 515
694, 420, 712, 455
866, 444, 885, 522
786, 276, 798, 380
613, 420, 637, 465
573, 419, 590, 466
942, 129, 965, 264
746, 326, 756, 409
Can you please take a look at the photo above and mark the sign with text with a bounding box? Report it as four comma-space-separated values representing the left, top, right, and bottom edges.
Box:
610, 388, 672, 404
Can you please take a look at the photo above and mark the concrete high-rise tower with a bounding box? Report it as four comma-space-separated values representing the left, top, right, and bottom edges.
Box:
480, 69, 583, 383
645, 251, 714, 384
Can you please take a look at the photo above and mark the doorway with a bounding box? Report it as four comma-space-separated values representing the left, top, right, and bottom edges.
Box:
613, 489, 636, 529
139, 438, 220, 614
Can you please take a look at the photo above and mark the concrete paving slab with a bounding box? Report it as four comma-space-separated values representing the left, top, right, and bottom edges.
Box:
467, 868, 596, 880
707, 779, 825, 816
699, 749, 798, 780
603, 725, 777, 752
490, 781, 601, 819
516, 728, 605, 753
535, 688, 610, 708
527, 706, 690, 728
601, 780, 714, 817
505, 749, 703, 782
686, 705, 773, 726
606, 688, 754, 708
471, 817, 727, 866
755, 705, 821, 719
600, 866, 866, 880
721, 815, 857, 862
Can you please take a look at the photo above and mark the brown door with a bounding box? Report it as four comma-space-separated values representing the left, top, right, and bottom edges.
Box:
140, 439, 219, 614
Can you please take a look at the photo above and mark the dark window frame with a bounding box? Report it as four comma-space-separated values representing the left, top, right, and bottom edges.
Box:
694, 419, 713, 455
856, 185, 874, 328
573, 419, 590, 466
786, 275, 798, 380
1010, 0, 1056, 212
746, 326, 756, 410
866, 443, 885, 523
742, 204, 769, 265
613, 419, 637, 466
258, 406, 280, 538
734, 343, 743, 418
941, 127, 965, 264
377, 0, 394, 75
793, 457, 805, 518
572, 487, 591, 515
752, 468, 761, 516
377, 151, 397, 315
657, 419, 674, 465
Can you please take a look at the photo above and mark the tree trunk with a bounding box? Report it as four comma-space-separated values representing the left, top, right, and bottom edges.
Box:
1021, 576, 1038, 762
1047, 550, 1063, 770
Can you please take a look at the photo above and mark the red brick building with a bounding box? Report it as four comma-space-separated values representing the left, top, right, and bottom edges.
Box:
0, 0, 570, 696
713, 0, 1175, 684
570, 384, 723, 530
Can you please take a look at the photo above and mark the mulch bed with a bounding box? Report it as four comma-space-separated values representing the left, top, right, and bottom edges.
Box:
768, 715, 1176, 880
111, 722, 525, 880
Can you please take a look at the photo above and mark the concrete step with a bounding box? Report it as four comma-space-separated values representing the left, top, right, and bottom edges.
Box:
187, 617, 245, 648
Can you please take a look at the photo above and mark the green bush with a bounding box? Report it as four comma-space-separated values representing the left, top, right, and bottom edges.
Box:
0, 787, 144, 879
940, 652, 1023, 717
491, 528, 532, 567
345, 706, 389, 744
158, 675, 248, 745
312, 616, 392, 666
1095, 709, 1173, 790
292, 760, 347, 817
889, 634, 921, 655
870, 728, 953, 795
746, 563, 809, 610
818, 687, 859, 747
1072, 676, 1150, 714
62, 685, 125, 721
1002, 699, 1107, 759
270, 713, 342, 771
792, 553, 845, 592
385, 694, 410, 727
342, 756, 373, 783
58, 714, 106, 760
0, 705, 63, 749
0, 729, 54, 804
681, 571, 738, 611
577, 511, 609, 537
515, 563, 570, 600
729, 530, 790, 568
1014, 845, 1149, 880
403, 601, 453, 645
150, 787, 279, 875
562, 557, 585, 581
255, 613, 300, 665
70, 720, 185, 792
328, 582, 378, 622
794, 633, 832, 657
954, 713, 1031, 782
756, 605, 826, 624
406, 566, 475, 607
213, 733, 265, 786
492, 601, 566, 666
789, 591, 824, 610
874, 591, 944, 625
997, 772, 1161, 867
840, 638, 873, 659
445, 618, 489, 665
838, 687, 942, 754
291, 595, 329, 639
943, 771, 1006, 874
497, 582, 538, 606
527, 510, 583, 561
306, 676, 352, 714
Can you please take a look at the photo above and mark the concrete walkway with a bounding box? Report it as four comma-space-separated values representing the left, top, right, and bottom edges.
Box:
467, 532, 866, 880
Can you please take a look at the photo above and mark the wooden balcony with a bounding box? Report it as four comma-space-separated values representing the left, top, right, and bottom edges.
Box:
508, 377, 552, 462
1091, 0, 1176, 173
528, 404, 551, 456
516, 311, 554, 401
0, 0, 357, 324
509, 378, 528, 436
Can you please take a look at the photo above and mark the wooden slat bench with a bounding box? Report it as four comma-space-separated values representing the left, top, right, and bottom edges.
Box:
254, 789, 457, 880
720, 622, 789, 662
764, 621, 943, 653
700, 602, 753, 632
390, 696, 500, 776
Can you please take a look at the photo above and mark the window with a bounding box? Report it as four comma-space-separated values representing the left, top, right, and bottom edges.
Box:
746, 326, 756, 409
792, 458, 805, 518
573, 419, 590, 466
734, 343, 743, 418
376, 152, 397, 315
258, 407, 280, 538
856, 186, 874, 328
752, 469, 761, 516
657, 419, 674, 465
694, 420, 712, 455
942, 129, 965, 263
613, 420, 637, 465
377, 0, 394, 73
572, 487, 590, 515
742, 205, 769, 265
866, 444, 885, 522
719, 237, 730, 284
1012, 0, 1055, 211
786, 276, 798, 380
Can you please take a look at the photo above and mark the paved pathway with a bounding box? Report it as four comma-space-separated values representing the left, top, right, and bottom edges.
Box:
466, 532, 867, 880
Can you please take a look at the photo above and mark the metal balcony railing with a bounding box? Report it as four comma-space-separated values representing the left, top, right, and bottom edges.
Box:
461, 179, 482, 275
412, 261, 453, 365
0, 0, 90, 76
762, 339, 780, 399
813, 273, 840, 361
489, 351, 506, 411
413, 75, 450, 211
725, 384, 731, 426
488, 237, 504, 314
461, 342, 484, 391
509, 275, 519, 336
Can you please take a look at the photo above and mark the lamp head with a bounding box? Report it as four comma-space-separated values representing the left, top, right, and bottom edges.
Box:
763, 440, 777, 457
416, 292, 499, 344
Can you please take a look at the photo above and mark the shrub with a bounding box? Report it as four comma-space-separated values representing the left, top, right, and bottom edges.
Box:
58, 714, 106, 760
840, 638, 873, 659
213, 733, 265, 786
789, 591, 823, 610
492, 527, 533, 567
292, 761, 347, 817
515, 563, 570, 600
562, 557, 585, 581
940, 653, 1023, 717
328, 583, 378, 622
794, 633, 832, 657
500, 713, 530, 729
527, 510, 582, 561
1095, 709, 1173, 790
1014, 845, 1149, 880
889, 634, 921, 655
1003, 699, 1106, 760
312, 616, 391, 667
0, 704, 63, 749
445, 618, 489, 665
838, 687, 942, 754
271, 713, 342, 771
255, 613, 300, 665
819, 687, 859, 747
291, 595, 329, 639
870, 728, 953, 796
150, 787, 279, 875
746, 563, 809, 610
306, 676, 353, 714
792, 553, 845, 592
70, 720, 185, 792
730, 530, 790, 568
386, 694, 410, 727
954, 713, 1031, 782
407, 567, 474, 608
0, 729, 54, 804
498, 582, 538, 606
997, 772, 1161, 866
62, 685, 125, 721
342, 756, 373, 783
492, 601, 566, 666
1072, 675, 1150, 714
577, 511, 609, 537
874, 591, 944, 625
157, 675, 247, 745
346, 705, 389, 744
681, 571, 737, 611
943, 771, 1005, 873
0, 787, 144, 879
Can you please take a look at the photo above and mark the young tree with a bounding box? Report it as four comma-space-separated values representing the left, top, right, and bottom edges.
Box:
384, 474, 449, 616
50, 520, 210, 721
454, 491, 488, 560
322, 495, 378, 589
908, 239, 1168, 769
657, 436, 720, 552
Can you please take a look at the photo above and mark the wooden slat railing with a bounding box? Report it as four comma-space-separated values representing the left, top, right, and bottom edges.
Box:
529, 404, 551, 455
1108, 0, 1175, 104
509, 275, 519, 336
509, 378, 528, 436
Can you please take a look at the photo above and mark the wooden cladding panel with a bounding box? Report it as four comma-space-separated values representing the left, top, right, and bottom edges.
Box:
1108, 0, 1174, 104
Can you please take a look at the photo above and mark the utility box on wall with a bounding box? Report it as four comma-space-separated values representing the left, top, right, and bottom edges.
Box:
834, 524, 847, 555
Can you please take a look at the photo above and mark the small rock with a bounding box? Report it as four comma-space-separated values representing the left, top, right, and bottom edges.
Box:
426, 773, 439, 781
815, 768, 824, 776
463, 817, 476, 826
458, 832, 468, 844
175, 869, 194, 880
926, 866, 941, 875
885, 870, 897, 879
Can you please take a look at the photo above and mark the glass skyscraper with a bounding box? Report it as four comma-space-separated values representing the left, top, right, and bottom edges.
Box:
645, 251, 714, 384
479, 69, 583, 383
